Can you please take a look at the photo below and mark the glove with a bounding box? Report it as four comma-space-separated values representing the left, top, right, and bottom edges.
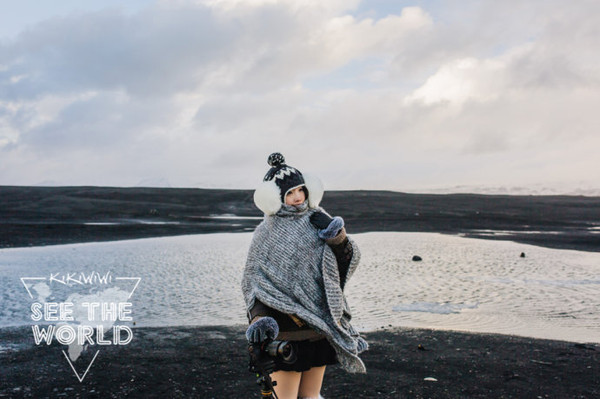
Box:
245, 316, 279, 343
310, 211, 344, 240
310, 211, 333, 229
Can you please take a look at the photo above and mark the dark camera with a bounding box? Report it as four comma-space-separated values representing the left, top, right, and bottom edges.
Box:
263, 340, 296, 363
248, 340, 297, 375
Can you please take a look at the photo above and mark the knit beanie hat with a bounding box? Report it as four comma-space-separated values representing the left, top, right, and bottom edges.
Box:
263, 152, 306, 202
254, 153, 324, 215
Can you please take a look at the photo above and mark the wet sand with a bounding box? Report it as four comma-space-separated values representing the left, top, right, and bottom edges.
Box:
0, 325, 598, 398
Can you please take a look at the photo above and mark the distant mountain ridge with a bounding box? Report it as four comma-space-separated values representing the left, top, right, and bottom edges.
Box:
32, 182, 600, 197
408, 185, 600, 197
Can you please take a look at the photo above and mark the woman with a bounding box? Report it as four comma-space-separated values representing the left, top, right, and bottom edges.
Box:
241, 153, 367, 399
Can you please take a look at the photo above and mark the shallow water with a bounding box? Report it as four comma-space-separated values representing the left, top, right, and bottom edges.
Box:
1, 232, 599, 343
350, 232, 600, 343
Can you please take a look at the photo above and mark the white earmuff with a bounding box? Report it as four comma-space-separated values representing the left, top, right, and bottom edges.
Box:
303, 173, 324, 209
253, 180, 283, 215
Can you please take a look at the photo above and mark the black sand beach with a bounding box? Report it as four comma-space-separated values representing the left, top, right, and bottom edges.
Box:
1, 325, 598, 398
1, 186, 599, 252
2, 186, 600, 398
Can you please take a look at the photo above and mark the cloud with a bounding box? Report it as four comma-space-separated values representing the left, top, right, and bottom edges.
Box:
1, 5, 237, 99
0, 0, 599, 192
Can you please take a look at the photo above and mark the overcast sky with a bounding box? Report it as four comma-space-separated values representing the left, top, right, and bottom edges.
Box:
1, 0, 599, 194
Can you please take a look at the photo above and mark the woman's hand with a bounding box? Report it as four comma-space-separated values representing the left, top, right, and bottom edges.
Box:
310, 211, 345, 240
245, 316, 279, 343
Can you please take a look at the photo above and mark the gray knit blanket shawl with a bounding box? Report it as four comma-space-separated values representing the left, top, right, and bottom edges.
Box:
241, 202, 368, 373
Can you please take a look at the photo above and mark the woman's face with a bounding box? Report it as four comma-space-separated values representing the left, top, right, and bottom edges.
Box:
285, 186, 306, 206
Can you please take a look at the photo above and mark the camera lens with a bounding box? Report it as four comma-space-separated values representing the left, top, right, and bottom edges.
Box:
278, 342, 294, 362
264, 340, 297, 364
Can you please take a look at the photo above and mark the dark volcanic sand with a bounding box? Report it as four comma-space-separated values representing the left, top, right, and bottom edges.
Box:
1, 186, 599, 252
0, 325, 598, 398
2, 186, 600, 398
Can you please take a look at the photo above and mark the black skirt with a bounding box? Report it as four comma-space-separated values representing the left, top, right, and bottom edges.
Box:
273, 338, 338, 372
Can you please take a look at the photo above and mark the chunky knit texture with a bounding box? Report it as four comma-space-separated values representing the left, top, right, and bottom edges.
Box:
241, 202, 368, 373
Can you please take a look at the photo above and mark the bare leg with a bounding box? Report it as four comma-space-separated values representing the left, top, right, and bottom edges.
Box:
298, 366, 326, 398
270, 370, 302, 399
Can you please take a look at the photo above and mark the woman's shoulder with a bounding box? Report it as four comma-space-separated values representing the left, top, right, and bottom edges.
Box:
252, 216, 277, 235
253, 218, 269, 231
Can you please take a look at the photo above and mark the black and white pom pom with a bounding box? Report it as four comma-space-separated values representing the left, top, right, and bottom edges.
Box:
267, 152, 285, 167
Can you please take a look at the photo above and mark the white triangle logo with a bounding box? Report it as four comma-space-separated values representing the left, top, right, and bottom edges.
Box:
62, 349, 100, 382
21, 275, 142, 382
